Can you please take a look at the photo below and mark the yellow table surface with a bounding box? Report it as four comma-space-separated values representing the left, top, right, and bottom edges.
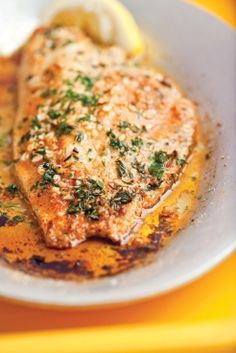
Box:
0, 1, 235, 352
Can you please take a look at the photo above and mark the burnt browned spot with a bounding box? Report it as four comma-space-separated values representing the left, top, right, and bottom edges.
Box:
0, 214, 9, 227
149, 233, 162, 246
30, 255, 94, 277
155, 208, 178, 238
160, 76, 173, 88
114, 243, 160, 263
2, 247, 12, 254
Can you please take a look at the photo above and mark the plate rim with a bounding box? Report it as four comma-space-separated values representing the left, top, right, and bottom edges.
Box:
0, 242, 235, 308
0, 0, 235, 307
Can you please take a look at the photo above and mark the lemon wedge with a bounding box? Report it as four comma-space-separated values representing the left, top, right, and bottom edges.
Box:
42, 0, 144, 56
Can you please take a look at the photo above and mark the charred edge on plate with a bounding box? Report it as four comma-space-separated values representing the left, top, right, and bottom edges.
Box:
0, 212, 175, 278
30, 255, 94, 277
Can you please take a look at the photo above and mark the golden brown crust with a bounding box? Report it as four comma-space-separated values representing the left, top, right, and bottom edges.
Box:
0, 54, 205, 280
14, 25, 197, 249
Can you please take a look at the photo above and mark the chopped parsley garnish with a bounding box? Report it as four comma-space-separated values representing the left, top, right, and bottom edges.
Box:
31, 116, 42, 130
48, 109, 61, 120
64, 106, 75, 115
12, 215, 25, 224
116, 160, 127, 178
96, 180, 104, 190
89, 178, 104, 191
67, 178, 104, 220
40, 162, 58, 187
106, 129, 114, 138
176, 158, 186, 167
110, 138, 128, 153
64, 79, 73, 86
148, 151, 169, 180
67, 204, 80, 214
49, 42, 57, 50
154, 151, 169, 163
56, 122, 75, 136
118, 121, 146, 134
107, 130, 129, 154
64, 89, 98, 107
110, 190, 136, 210
116, 160, 133, 184
75, 132, 84, 142
63, 88, 80, 102
76, 73, 94, 91
76, 114, 91, 122
132, 160, 146, 177
41, 88, 57, 98
19, 131, 31, 145
0, 213, 25, 227
79, 94, 98, 107
131, 137, 143, 149
36, 146, 46, 155
118, 121, 130, 130
6, 184, 18, 195
87, 208, 100, 220
30, 181, 40, 191
62, 39, 75, 47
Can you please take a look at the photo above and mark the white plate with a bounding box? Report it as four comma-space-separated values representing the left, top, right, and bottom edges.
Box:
0, 0, 235, 307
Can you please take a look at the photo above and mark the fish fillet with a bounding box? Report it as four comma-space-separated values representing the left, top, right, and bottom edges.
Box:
14, 26, 197, 248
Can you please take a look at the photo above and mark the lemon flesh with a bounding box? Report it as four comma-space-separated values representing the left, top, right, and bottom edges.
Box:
42, 0, 144, 56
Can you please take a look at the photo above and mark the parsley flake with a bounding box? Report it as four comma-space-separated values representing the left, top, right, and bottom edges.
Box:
6, 184, 18, 195
75, 132, 84, 142
56, 122, 75, 136
40, 162, 58, 187
48, 109, 61, 120
76, 114, 91, 122
148, 151, 169, 180
131, 137, 143, 149
12, 215, 25, 224
41, 88, 57, 98
64, 89, 98, 107
76, 73, 94, 91
176, 158, 186, 167
31, 116, 41, 130
111, 190, 136, 210
67, 178, 104, 220
19, 131, 31, 145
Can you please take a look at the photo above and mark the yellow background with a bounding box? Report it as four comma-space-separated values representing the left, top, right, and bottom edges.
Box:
0, 1, 236, 352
